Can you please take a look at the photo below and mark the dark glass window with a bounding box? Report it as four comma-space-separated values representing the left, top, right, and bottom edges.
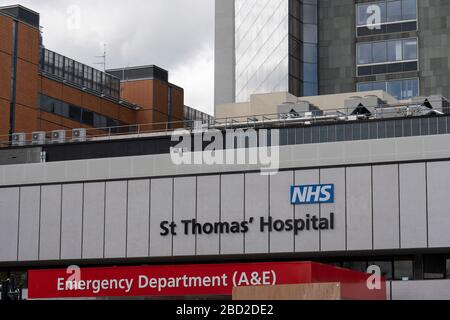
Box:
386, 121, 395, 138
328, 125, 336, 142
82, 110, 94, 126
312, 126, 320, 144
438, 117, 447, 134
303, 127, 312, 144
429, 117, 438, 135
420, 118, 429, 135
320, 126, 328, 143
296, 127, 304, 144
411, 118, 421, 135
343, 261, 368, 273
369, 122, 378, 139
394, 260, 414, 280
69, 105, 82, 122
369, 261, 393, 280
424, 256, 445, 280
403, 119, 412, 137
336, 125, 345, 141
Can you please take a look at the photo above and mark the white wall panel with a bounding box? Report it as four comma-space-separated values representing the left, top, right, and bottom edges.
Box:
320, 168, 346, 252
294, 170, 320, 252
82, 182, 105, 259
346, 167, 373, 251
220, 174, 245, 255
245, 173, 269, 254
39, 185, 61, 261
127, 180, 150, 258
428, 161, 450, 248
104, 181, 127, 258
0, 188, 19, 262
61, 184, 83, 260
196, 176, 220, 255
269, 171, 294, 253
18, 186, 40, 261
149, 178, 173, 257
399, 163, 428, 249
173, 177, 196, 256
373, 165, 400, 250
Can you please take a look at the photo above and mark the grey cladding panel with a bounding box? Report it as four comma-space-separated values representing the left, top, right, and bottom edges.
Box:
104, 181, 127, 259
427, 161, 450, 248
294, 170, 320, 253
244, 173, 269, 254
346, 167, 373, 251
61, 184, 83, 260
220, 174, 244, 255
196, 176, 220, 256
150, 179, 173, 257
127, 180, 150, 258
18, 186, 40, 261
0, 188, 19, 262
399, 163, 428, 249
173, 177, 196, 257
320, 168, 346, 252
372, 165, 400, 250
82, 182, 105, 259
269, 171, 294, 254
39, 185, 61, 261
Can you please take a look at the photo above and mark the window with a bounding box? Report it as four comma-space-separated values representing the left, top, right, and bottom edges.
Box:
369, 261, 393, 280
394, 260, 414, 280
81, 110, 94, 126
357, 38, 417, 66
357, 78, 419, 100
387, 0, 402, 22
387, 40, 403, 61
403, 38, 418, 60
358, 43, 373, 64
69, 105, 82, 122
372, 41, 387, 63
402, 0, 417, 20
303, 43, 317, 63
357, 0, 417, 26
424, 256, 445, 280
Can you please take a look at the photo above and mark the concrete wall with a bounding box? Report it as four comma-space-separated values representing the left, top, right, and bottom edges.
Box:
418, 0, 450, 99
318, 0, 356, 95
2, 157, 450, 264
214, 0, 235, 110
390, 280, 450, 300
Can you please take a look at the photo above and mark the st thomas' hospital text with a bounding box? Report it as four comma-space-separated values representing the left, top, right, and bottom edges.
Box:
160, 213, 335, 237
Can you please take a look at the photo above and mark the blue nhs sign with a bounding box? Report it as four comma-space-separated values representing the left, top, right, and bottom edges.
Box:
290, 184, 334, 205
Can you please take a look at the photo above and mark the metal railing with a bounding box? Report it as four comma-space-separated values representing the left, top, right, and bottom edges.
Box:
0, 102, 445, 149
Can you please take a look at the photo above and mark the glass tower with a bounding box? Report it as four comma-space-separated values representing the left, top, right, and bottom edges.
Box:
234, 0, 318, 103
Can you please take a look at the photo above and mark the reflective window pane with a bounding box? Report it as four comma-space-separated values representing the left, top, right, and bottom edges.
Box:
387, 80, 402, 99
372, 41, 387, 63
403, 39, 418, 60
402, 0, 417, 20
387, 0, 402, 22
387, 40, 403, 61
358, 43, 373, 65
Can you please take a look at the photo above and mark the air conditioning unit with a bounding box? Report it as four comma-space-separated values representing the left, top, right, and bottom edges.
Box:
72, 128, 87, 142
51, 130, 66, 144
11, 133, 26, 147
31, 131, 46, 145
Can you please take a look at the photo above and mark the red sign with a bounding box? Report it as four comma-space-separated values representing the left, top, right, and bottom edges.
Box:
28, 262, 385, 299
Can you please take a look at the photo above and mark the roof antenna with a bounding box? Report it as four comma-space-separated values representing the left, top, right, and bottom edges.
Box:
94, 42, 107, 71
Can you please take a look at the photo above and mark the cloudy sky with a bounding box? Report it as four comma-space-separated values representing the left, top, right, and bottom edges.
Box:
1, 0, 215, 115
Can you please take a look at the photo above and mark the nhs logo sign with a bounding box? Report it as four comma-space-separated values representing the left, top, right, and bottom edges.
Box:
291, 184, 334, 205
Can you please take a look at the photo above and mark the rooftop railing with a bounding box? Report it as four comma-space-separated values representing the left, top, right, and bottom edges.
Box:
0, 101, 446, 149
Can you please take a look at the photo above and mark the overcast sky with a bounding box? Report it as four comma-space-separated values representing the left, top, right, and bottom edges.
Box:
1, 0, 215, 115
